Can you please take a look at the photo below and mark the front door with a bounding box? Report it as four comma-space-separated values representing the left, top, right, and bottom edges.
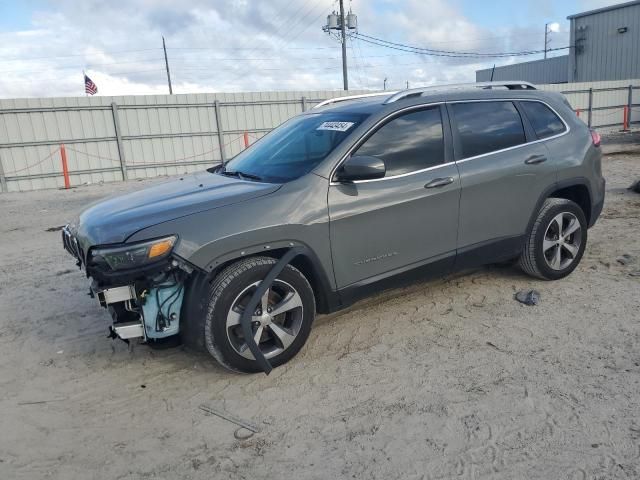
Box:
328, 105, 460, 289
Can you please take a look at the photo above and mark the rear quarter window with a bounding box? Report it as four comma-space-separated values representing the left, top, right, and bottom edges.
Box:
520, 101, 567, 139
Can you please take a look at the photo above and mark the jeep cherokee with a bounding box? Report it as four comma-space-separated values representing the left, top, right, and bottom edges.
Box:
62, 81, 605, 373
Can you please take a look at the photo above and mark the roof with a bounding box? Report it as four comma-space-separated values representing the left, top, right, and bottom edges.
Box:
311, 87, 562, 116
312, 82, 538, 114
567, 0, 640, 20
308, 97, 385, 115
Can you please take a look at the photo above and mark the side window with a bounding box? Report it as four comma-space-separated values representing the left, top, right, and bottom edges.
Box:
451, 101, 526, 158
354, 107, 444, 177
520, 101, 566, 139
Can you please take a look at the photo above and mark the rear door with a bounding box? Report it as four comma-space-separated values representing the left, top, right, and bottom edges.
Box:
448, 100, 559, 256
328, 105, 460, 289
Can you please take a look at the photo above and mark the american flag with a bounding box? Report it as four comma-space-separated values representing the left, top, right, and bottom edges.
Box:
84, 74, 98, 95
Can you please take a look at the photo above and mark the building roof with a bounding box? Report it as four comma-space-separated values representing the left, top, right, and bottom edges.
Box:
567, 0, 640, 20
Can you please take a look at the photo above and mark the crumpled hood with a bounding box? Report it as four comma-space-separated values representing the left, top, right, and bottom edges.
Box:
73, 171, 280, 246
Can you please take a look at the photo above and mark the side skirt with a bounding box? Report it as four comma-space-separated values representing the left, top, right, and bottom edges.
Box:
328, 235, 525, 314
333, 253, 455, 312
454, 235, 524, 271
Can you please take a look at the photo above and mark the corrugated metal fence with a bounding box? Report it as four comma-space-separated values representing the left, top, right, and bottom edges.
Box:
0, 82, 638, 193
540, 79, 639, 131
0, 90, 367, 192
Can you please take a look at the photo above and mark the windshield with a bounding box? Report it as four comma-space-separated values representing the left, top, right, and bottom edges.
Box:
220, 112, 367, 183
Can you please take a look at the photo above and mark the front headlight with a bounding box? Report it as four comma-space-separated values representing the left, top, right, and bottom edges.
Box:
91, 235, 177, 271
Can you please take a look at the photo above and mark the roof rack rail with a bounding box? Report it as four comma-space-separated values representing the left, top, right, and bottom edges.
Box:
312, 91, 397, 109
383, 81, 537, 104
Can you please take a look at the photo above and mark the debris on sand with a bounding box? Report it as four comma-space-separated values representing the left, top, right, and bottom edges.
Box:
199, 404, 261, 436
514, 290, 540, 306
617, 254, 635, 266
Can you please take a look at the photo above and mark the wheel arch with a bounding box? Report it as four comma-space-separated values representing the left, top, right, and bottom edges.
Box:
200, 243, 337, 315
527, 178, 593, 236
549, 184, 592, 226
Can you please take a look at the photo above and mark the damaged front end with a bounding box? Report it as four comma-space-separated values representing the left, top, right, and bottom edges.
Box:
63, 227, 191, 344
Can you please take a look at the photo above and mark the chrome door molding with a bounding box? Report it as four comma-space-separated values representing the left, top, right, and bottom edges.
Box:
329, 99, 571, 185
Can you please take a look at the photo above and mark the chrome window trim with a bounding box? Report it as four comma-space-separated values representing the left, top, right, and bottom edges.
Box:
329, 98, 570, 185
329, 102, 445, 185
333, 160, 457, 185
449, 98, 570, 164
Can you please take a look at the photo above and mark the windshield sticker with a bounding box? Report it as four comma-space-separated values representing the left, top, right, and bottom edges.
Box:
316, 121, 355, 132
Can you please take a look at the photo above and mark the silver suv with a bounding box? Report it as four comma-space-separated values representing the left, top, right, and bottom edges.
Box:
62, 81, 605, 373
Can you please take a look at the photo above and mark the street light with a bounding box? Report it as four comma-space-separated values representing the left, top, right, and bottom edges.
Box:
544, 22, 560, 58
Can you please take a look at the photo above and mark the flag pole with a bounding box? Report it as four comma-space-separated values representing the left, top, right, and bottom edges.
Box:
83, 70, 87, 97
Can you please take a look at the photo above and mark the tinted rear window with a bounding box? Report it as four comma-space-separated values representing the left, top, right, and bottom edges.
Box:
520, 101, 566, 139
451, 101, 526, 158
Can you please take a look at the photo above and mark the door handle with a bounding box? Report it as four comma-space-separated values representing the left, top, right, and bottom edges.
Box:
525, 154, 547, 165
424, 177, 454, 188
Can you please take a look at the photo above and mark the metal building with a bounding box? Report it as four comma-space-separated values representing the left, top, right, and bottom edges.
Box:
476, 0, 640, 84
568, 0, 640, 82
476, 56, 568, 83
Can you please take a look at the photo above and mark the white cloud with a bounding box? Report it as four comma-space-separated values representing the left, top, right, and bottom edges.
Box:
0, 0, 571, 98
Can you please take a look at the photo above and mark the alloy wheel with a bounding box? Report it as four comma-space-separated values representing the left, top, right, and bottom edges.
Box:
226, 280, 304, 360
542, 212, 582, 271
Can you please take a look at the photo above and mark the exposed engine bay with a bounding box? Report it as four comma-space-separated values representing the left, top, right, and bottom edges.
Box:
62, 225, 194, 344
97, 270, 187, 343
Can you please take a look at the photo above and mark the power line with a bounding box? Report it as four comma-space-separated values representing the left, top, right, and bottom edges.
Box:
0, 48, 163, 63
223, 0, 330, 85
352, 32, 570, 58
355, 32, 570, 57
202, 0, 318, 86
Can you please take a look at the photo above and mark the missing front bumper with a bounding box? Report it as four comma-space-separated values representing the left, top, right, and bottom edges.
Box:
111, 321, 145, 340
94, 278, 184, 342
97, 285, 136, 307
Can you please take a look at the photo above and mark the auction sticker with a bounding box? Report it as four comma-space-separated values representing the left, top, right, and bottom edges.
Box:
316, 121, 355, 132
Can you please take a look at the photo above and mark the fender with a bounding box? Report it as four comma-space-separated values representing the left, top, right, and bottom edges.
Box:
525, 177, 594, 236
196, 239, 340, 314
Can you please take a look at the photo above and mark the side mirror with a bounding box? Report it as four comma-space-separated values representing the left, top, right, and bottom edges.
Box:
336, 155, 386, 182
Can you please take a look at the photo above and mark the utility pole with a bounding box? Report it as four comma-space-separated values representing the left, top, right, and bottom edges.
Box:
544, 22, 559, 59
162, 36, 173, 94
406, 80, 409, 89
383, 77, 387, 90
323, 4, 357, 91
339, 0, 348, 90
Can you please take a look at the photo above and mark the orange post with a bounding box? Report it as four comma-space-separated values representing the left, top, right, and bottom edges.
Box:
60, 144, 70, 189
243, 131, 249, 149
623, 105, 629, 131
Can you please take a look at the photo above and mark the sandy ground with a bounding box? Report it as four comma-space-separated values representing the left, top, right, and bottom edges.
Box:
1, 149, 639, 480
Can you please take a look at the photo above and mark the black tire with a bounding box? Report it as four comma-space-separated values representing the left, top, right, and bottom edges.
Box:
519, 198, 587, 280
202, 256, 315, 373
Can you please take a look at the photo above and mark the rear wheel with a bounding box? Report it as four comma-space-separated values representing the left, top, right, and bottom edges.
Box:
203, 257, 315, 373
519, 198, 587, 280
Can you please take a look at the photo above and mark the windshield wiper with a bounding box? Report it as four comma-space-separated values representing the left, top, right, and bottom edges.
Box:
219, 168, 263, 182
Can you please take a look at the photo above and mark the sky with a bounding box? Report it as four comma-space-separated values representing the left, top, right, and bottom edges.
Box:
0, 0, 625, 98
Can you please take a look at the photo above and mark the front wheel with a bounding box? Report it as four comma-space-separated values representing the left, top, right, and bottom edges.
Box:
519, 198, 587, 280
204, 257, 315, 373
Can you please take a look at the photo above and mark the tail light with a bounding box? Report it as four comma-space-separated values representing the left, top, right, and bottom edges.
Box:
590, 129, 601, 147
